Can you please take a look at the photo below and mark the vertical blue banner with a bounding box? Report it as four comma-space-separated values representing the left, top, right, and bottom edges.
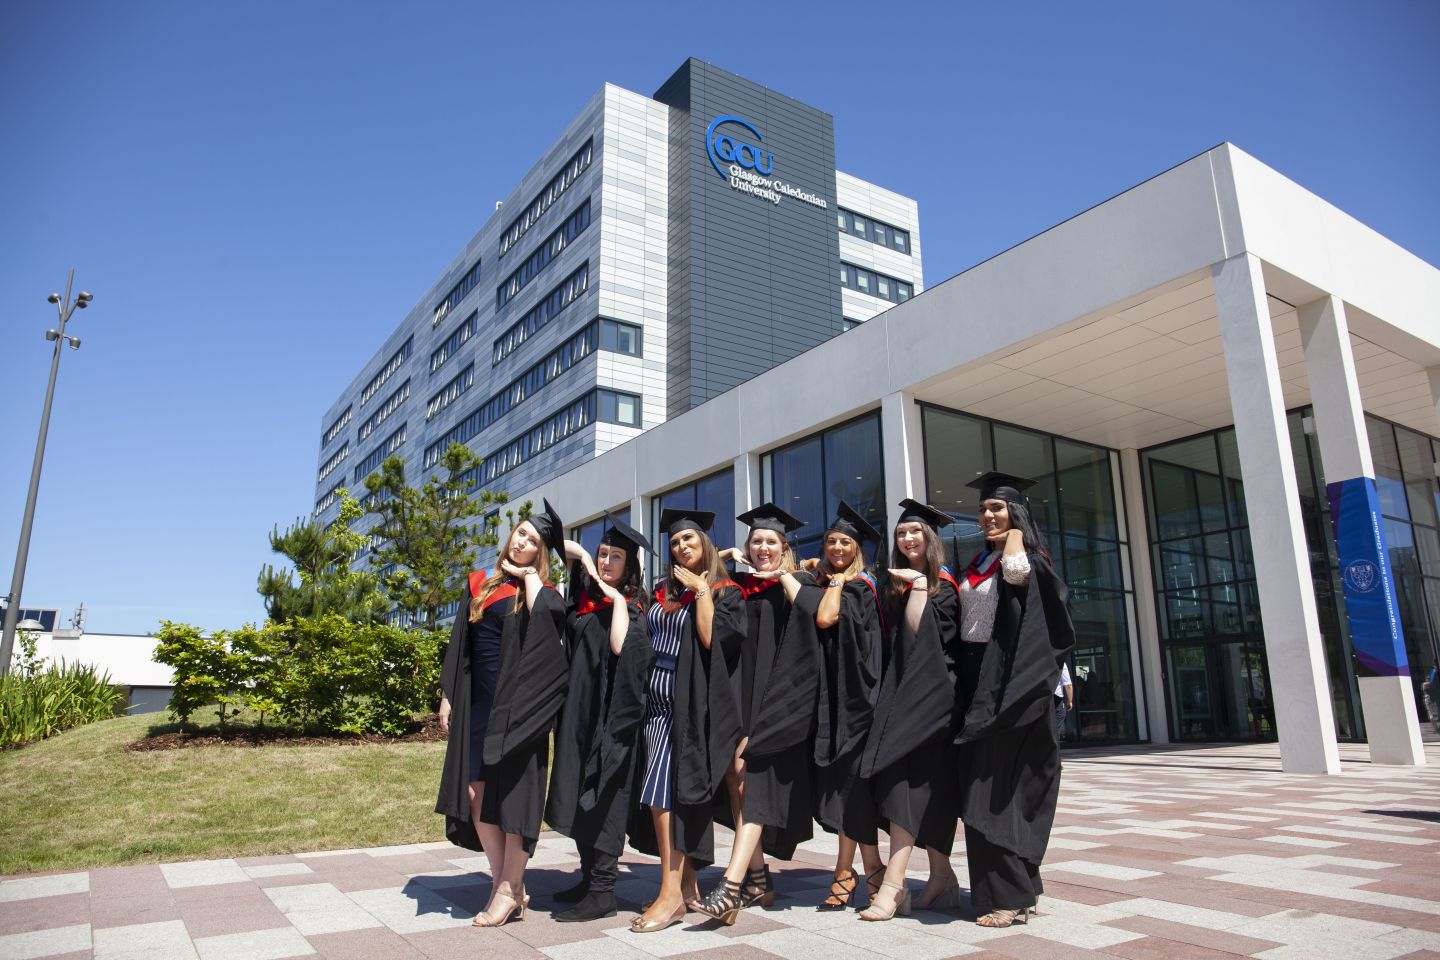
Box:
1326, 477, 1408, 677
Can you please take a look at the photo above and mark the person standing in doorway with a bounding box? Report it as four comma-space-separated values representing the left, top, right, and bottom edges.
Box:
1055, 662, 1073, 740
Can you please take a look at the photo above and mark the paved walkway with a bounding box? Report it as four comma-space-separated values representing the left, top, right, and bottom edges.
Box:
4, 741, 1440, 960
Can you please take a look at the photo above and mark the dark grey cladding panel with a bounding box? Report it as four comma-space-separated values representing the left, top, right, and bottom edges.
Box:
655, 58, 842, 418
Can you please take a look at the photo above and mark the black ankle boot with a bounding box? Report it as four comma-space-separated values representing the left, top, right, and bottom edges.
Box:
554, 889, 617, 922
553, 878, 590, 904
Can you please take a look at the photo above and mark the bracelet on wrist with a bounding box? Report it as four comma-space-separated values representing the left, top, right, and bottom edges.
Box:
828, 577, 844, 588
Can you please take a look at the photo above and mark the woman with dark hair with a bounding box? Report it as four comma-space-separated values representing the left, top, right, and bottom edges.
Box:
545, 514, 656, 922
857, 499, 962, 921
628, 508, 747, 934
696, 503, 817, 924
954, 472, 1075, 928
807, 502, 887, 910
436, 500, 570, 928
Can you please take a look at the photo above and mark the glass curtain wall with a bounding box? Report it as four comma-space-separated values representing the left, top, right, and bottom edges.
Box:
650, 469, 735, 580
760, 412, 887, 564
570, 507, 633, 563
919, 403, 1139, 744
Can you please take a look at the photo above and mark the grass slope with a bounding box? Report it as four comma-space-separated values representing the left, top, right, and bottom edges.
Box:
0, 713, 447, 875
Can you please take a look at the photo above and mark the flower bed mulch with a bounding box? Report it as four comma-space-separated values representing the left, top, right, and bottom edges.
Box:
125, 714, 446, 751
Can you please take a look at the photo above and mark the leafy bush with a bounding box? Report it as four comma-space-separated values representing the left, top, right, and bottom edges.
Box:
153, 617, 444, 737
1, 632, 124, 749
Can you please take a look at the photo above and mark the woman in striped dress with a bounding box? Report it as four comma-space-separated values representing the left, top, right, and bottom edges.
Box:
629, 508, 747, 934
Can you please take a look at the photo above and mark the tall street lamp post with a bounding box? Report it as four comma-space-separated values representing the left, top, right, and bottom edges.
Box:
0, 271, 92, 677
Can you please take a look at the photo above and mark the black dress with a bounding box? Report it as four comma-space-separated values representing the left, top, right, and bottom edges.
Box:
627, 581, 747, 866
955, 553, 1075, 912
731, 572, 820, 861
545, 581, 654, 861
808, 573, 885, 846
860, 572, 961, 854
436, 573, 569, 855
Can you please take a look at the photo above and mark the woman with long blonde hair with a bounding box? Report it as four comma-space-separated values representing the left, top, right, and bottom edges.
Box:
436, 501, 569, 928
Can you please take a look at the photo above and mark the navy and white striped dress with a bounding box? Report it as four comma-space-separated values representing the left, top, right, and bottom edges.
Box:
639, 600, 691, 810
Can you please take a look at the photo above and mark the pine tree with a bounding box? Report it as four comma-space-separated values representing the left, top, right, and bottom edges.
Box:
257, 491, 388, 623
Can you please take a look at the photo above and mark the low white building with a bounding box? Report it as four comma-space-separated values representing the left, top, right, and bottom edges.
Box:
10, 609, 172, 714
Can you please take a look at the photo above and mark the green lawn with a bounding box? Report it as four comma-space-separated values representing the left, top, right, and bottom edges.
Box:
0, 713, 448, 875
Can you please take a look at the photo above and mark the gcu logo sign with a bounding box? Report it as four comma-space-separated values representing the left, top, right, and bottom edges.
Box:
707, 115, 773, 180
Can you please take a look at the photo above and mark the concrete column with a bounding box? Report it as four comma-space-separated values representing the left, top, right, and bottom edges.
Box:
1213, 253, 1341, 774
881, 391, 926, 533
630, 494, 653, 580
733, 452, 761, 549
1120, 447, 1167, 744
1300, 294, 1424, 766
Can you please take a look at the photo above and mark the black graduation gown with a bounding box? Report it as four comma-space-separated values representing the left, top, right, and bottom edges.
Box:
808, 573, 885, 844
436, 575, 569, 855
955, 553, 1075, 865
545, 582, 654, 859
627, 582, 746, 866
860, 574, 960, 854
725, 572, 819, 861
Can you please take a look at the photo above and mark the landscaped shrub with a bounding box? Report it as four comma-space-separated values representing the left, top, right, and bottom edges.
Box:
0, 632, 124, 749
153, 617, 444, 737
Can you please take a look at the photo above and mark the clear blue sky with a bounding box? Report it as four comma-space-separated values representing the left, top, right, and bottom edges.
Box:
1, 1, 1436, 635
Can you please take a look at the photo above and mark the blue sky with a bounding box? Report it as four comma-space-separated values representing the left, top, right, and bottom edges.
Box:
1, 1, 1436, 635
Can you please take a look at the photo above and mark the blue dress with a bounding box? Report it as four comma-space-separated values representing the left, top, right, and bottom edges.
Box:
639, 601, 690, 809
468, 595, 510, 782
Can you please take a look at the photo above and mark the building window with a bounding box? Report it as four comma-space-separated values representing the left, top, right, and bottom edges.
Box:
837, 208, 911, 254
570, 507, 632, 561
600, 319, 642, 356
652, 470, 736, 579
358, 379, 410, 442
427, 364, 474, 420
496, 199, 592, 310
598, 389, 641, 427
840, 261, 913, 304
360, 337, 413, 405
317, 442, 349, 485
465, 390, 598, 486
431, 311, 477, 374
314, 482, 345, 517
493, 263, 590, 365
432, 258, 483, 328
322, 406, 351, 447
499, 139, 594, 257
762, 412, 886, 564
923, 403, 1136, 744
353, 424, 407, 484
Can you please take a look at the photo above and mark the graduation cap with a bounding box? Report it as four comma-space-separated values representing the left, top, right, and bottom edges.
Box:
826, 500, 881, 545
736, 502, 806, 537
966, 472, 1037, 504
525, 498, 565, 554
600, 512, 655, 556
659, 507, 716, 538
897, 498, 954, 530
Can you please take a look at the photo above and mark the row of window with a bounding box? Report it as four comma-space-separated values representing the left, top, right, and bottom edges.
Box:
361, 337, 413, 405
837, 208, 911, 254
322, 406, 351, 447
432, 258, 482, 328
427, 364, 474, 421
423, 315, 639, 469
500, 139, 594, 258
496, 199, 591, 310
317, 442, 349, 485
353, 424, 407, 484
358, 379, 409, 443
314, 482, 345, 517
492, 263, 589, 365
474, 387, 637, 486
840, 262, 914, 303
431, 311, 476, 374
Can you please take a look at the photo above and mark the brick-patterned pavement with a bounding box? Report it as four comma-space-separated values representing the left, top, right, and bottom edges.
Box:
4, 741, 1439, 960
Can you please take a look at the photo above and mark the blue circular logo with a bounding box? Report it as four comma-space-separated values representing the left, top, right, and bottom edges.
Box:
1343, 559, 1379, 593
706, 115, 774, 180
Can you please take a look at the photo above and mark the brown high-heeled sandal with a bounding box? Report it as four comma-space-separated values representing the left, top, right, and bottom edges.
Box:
820, 868, 858, 910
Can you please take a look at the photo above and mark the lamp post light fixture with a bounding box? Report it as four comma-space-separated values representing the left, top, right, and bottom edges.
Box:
0, 270, 92, 677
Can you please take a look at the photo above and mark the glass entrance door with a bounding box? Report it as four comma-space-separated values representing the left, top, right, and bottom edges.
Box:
1164, 641, 1276, 741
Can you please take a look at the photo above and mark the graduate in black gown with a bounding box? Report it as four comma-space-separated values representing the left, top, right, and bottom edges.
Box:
954, 473, 1075, 928
436, 500, 569, 928
858, 499, 962, 922
628, 508, 747, 934
806, 502, 888, 911
545, 514, 656, 922
696, 504, 817, 924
